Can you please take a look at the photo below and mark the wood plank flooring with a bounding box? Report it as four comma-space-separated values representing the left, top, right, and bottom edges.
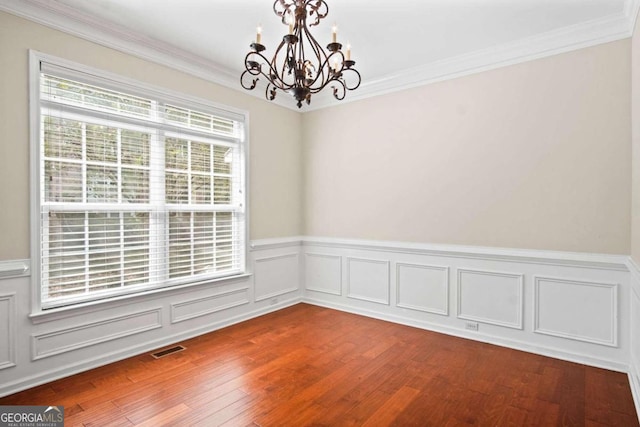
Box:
1, 303, 638, 426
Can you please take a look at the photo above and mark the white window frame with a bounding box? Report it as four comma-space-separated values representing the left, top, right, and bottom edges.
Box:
29, 51, 250, 316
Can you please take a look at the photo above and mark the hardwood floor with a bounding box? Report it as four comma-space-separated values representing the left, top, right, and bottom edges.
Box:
1, 303, 638, 426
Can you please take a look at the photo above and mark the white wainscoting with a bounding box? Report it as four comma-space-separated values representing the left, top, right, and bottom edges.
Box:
305, 253, 342, 296
457, 269, 524, 329
253, 253, 300, 302
171, 286, 250, 324
346, 257, 390, 305
627, 258, 640, 420
301, 236, 631, 373
0, 293, 16, 370
1, 235, 639, 420
396, 263, 449, 316
0, 237, 302, 398
534, 276, 618, 347
32, 308, 163, 360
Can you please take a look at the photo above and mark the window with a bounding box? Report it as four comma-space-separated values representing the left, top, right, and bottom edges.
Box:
31, 53, 247, 310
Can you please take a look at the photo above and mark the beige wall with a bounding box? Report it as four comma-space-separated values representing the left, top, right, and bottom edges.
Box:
633, 13, 640, 263
303, 41, 631, 254
0, 11, 303, 260
0, 10, 633, 259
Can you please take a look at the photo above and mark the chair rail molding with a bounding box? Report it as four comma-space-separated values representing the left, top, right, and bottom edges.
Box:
302, 236, 629, 270
0, 259, 30, 280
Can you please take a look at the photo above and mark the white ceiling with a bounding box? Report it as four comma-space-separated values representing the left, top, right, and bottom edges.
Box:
1, 0, 638, 110
50, 0, 627, 78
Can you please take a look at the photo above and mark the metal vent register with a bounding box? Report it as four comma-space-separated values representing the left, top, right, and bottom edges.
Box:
150, 345, 186, 359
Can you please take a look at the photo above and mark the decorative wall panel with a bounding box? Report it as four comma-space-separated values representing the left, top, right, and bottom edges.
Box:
254, 253, 299, 302
396, 263, 449, 315
305, 253, 342, 296
171, 287, 250, 323
32, 308, 162, 360
534, 276, 618, 347
457, 269, 524, 329
347, 257, 390, 305
0, 293, 16, 370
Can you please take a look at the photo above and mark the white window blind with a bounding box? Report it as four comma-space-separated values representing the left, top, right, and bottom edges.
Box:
35, 59, 247, 309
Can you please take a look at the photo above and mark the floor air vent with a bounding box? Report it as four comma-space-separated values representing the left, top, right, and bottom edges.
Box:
151, 345, 186, 359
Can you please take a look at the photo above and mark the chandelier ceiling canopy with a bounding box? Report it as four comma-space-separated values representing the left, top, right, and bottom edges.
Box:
241, 0, 362, 108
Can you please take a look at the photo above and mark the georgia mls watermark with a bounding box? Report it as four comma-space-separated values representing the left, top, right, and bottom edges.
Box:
0, 406, 64, 427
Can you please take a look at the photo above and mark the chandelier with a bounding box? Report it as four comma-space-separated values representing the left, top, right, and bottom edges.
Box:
241, 0, 361, 108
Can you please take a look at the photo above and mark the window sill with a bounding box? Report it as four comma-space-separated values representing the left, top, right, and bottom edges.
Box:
29, 272, 252, 324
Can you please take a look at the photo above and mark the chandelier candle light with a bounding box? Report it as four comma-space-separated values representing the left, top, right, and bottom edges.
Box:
241, 0, 362, 108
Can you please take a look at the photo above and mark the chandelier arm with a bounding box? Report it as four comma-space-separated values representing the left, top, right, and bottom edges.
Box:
241, 51, 267, 91
245, 50, 268, 68
310, 50, 342, 90
307, 73, 338, 95
299, 22, 332, 89
342, 67, 362, 91
287, 40, 300, 88
240, 70, 259, 90
245, 51, 277, 80
331, 79, 347, 101
276, 43, 288, 86
310, 61, 359, 95
296, 28, 303, 71
304, 28, 324, 65
243, 51, 271, 72
271, 40, 297, 90
243, 50, 293, 92
298, 31, 311, 88
304, 31, 323, 63
306, 56, 352, 96
265, 82, 278, 101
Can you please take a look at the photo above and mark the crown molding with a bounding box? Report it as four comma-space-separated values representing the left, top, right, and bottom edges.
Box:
1, 0, 638, 113
626, 0, 640, 23
0, 0, 294, 110
306, 0, 640, 111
